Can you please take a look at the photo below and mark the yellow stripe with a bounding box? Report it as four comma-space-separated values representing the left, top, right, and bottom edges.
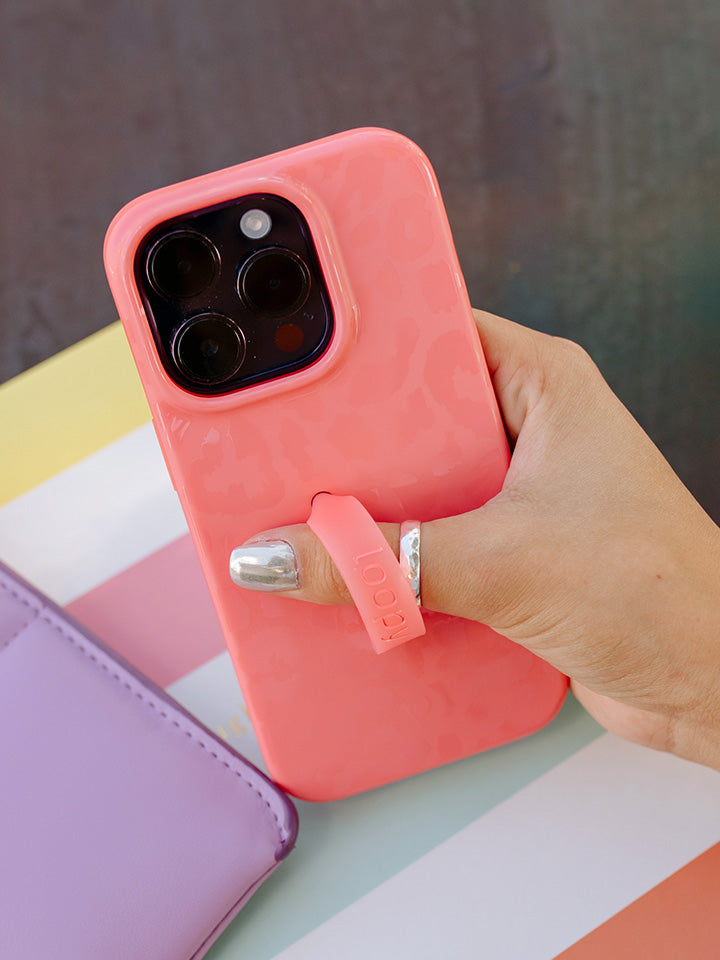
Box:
0, 322, 150, 505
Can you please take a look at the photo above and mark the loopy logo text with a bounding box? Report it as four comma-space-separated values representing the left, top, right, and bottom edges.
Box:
353, 547, 411, 642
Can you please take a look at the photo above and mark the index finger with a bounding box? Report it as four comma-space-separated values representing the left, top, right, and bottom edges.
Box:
472, 308, 551, 441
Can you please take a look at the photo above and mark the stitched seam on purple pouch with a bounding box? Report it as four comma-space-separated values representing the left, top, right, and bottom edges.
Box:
49, 611, 284, 831
0, 578, 42, 651
0, 568, 290, 842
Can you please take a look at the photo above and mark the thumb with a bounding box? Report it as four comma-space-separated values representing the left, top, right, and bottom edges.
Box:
229, 499, 525, 630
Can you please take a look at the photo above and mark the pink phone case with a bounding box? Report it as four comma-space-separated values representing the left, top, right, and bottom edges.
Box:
105, 128, 567, 801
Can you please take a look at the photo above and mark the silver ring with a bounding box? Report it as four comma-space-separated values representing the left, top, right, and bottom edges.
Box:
399, 521, 421, 606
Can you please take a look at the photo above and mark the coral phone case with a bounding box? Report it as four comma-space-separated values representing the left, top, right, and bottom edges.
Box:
105, 128, 567, 801
0, 561, 297, 960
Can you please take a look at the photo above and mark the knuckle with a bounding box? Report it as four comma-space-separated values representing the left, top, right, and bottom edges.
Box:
544, 336, 607, 409
549, 336, 599, 379
550, 335, 593, 369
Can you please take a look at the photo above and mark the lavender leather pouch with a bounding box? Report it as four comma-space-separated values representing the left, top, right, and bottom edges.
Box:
0, 561, 298, 959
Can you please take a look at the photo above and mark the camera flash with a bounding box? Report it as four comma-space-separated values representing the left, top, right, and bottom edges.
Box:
240, 209, 272, 240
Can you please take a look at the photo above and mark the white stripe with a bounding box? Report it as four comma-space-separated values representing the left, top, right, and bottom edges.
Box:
271, 735, 720, 960
0, 423, 186, 603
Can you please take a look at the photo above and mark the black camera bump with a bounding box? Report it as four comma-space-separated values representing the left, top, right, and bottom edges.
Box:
134, 195, 333, 396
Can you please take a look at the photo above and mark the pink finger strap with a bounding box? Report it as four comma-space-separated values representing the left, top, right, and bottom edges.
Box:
307, 493, 425, 654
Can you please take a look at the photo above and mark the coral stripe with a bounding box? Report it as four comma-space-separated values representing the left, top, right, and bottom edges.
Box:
555, 842, 720, 958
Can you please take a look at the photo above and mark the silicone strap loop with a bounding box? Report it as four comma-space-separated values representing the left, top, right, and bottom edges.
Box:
307, 493, 425, 654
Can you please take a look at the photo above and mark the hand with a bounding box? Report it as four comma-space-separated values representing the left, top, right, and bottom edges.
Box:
231, 310, 720, 771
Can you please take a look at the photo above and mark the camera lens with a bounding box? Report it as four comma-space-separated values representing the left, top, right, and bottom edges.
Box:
148, 231, 219, 299
239, 248, 310, 318
173, 314, 245, 385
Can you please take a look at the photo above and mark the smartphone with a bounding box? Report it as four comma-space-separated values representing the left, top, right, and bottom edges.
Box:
105, 128, 567, 801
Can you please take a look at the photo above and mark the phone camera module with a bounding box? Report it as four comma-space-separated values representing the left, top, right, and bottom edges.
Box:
148, 231, 219, 299
136, 194, 333, 395
239, 248, 310, 318
173, 314, 246, 384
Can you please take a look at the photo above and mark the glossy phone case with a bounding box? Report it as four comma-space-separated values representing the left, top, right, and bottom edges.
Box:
105, 128, 567, 801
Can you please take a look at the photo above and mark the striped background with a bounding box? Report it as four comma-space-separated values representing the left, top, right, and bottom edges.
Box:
2, 325, 719, 959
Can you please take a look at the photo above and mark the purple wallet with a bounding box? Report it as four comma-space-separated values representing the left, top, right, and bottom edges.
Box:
0, 561, 298, 959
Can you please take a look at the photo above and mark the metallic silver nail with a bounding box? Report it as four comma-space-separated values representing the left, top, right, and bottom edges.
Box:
229, 540, 299, 592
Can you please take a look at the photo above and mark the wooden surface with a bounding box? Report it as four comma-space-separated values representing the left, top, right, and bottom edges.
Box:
1, 1, 718, 517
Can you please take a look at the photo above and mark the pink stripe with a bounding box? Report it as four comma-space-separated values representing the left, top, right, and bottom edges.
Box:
67, 535, 225, 687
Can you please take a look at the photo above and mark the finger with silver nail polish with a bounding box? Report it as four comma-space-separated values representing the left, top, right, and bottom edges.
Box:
229, 540, 299, 592
228, 522, 399, 606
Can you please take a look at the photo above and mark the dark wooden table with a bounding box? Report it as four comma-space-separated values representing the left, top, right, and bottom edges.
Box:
1, 1, 718, 517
